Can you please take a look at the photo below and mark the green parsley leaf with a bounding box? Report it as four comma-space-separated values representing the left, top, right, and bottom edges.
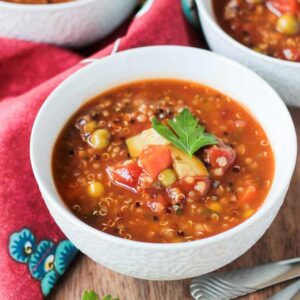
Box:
82, 291, 119, 300
152, 108, 217, 156
102, 295, 119, 300
82, 290, 100, 300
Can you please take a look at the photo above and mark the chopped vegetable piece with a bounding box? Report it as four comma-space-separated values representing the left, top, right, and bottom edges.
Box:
283, 47, 300, 61
276, 13, 299, 35
87, 182, 105, 198
158, 168, 177, 187
140, 145, 172, 178
169, 145, 208, 179
89, 129, 110, 150
152, 108, 217, 156
267, 0, 298, 14
203, 143, 236, 176
148, 195, 169, 213
175, 176, 210, 197
83, 121, 97, 133
167, 186, 185, 205
106, 161, 142, 190
239, 186, 258, 203
126, 128, 169, 157
247, 0, 262, 4
207, 202, 223, 214
243, 209, 255, 218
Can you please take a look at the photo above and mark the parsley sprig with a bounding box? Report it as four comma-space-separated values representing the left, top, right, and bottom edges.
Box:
152, 108, 217, 156
82, 290, 119, 300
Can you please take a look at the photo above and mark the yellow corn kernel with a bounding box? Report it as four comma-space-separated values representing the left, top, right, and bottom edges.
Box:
83, 121, 97, 133
244, 209, 255, 219
207, 202, 223, 214
87, 181, 105, 198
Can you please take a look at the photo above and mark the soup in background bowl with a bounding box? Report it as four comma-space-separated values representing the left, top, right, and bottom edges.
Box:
196, 0, 300, 108
30, 46, 297, 280
214, 0, 300, 62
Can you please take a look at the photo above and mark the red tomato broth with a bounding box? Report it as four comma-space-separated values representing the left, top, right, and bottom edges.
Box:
52, 79, 274, 243
214, 0, 300, 62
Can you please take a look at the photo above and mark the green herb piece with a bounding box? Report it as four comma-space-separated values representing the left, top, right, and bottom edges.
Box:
102, 295, 119, 300
172, 204, 183, 215
152, 108, 217, 156
82, 291, 119, 300
82, 290, 100, 300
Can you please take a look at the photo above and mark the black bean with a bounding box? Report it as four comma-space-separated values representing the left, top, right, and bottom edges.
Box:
232, 165, 240, 173
177, 230, 185, 237
152, 215, 159, 221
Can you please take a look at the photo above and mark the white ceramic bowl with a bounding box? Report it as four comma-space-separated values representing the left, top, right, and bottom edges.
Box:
30, 46, 297, 280
196, 0, 300, 108
0, 0, 137, 47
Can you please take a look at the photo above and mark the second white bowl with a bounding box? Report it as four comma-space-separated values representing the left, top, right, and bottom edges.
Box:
196, 0, 300, 108
0, 0, 137, 47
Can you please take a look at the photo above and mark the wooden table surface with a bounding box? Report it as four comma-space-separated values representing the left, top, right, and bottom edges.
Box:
50, 107, 300, 300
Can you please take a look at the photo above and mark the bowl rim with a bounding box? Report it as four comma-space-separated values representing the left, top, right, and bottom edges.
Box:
30, 45, 297, 250
196, 0, 300, 68
0, 0, 102, 10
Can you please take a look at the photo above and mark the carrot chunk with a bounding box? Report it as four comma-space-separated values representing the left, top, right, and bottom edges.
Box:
239, 186, 258, 203
139, 145, 172, 178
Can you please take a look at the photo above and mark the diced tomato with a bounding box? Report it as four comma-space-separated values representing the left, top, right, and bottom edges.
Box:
283, 47, 300, 61
147, 195, 169, 213
239, 186, 258, 203
175, 176, 211, 198
139, 145, 172, 178
267, 0, 298, 14
106, 160, 142, 190
204, 143, 236, 176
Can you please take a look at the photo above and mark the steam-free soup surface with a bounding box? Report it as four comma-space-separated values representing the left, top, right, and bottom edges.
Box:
214, 0, 300, 62
53, 79, 274, 243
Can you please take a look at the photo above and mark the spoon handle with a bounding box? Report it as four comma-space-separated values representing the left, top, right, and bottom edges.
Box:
268, 279, 300, 300
190, 258, 300, 300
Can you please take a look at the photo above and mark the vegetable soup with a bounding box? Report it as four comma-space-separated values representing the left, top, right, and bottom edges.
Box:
52, 79, 274, 243
214, 0, 300, 62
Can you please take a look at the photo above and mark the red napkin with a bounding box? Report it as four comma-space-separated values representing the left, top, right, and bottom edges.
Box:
0, 0, 202, 299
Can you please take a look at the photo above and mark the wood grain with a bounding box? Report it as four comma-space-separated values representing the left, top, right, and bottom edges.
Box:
49, 107, 300, 300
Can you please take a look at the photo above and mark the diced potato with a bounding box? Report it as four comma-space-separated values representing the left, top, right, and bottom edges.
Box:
126, 128, 170, 157
207, 202, 223, 214
169, 145, 208, 179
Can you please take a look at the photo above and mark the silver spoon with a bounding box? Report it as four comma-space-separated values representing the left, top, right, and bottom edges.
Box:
190, 258, 300, 300
268, 279, 300, 300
